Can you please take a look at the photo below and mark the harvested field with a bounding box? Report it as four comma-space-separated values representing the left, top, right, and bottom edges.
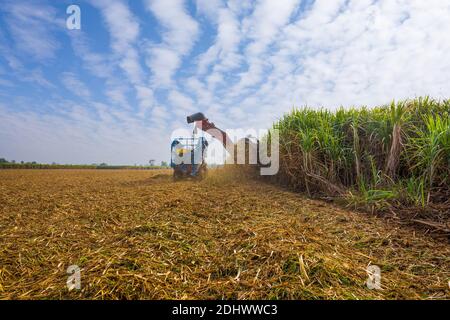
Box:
0, 169, 449, 299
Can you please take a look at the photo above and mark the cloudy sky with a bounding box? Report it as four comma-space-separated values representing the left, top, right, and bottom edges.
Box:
0, 0, 449, 165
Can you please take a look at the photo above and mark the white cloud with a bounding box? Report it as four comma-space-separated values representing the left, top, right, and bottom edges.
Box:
196, 5, 242, 75
168, 90, 195, 113
145, 0, 199, 86
0, 102, 168, 165
183, 0, 450, 133
22, 68, 54, 88
195, 0, 222, 18
184, 76, 214, 107
145, 47, 180, 87
92, 0, 156, 115
135, 85, 154, 114
69, 32, 115, 80
2, 1, 63, 61
92, 0, 144, 85
61, 72, 91, 99
243, 0, 300, 55
0, 78, 14, 88
104, 84, 130, 108
279, 0, 450, 107
146, 0, 199, 53
231, 0, 300, 91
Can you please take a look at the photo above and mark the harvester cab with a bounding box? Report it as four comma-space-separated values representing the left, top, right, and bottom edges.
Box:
170, 135, 208, 181
170, 113, 211, 181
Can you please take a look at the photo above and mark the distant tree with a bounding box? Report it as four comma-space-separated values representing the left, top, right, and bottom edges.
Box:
11, 160, 16, 164
99, 163, 108, 167
149, 159, 155, 166
161, 161, 168, 167
0, 158, 8, 163
31, 161, 37, 165
21, 161, 24, 164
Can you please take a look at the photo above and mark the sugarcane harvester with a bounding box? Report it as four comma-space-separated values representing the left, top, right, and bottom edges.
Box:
170, 112, 261, 180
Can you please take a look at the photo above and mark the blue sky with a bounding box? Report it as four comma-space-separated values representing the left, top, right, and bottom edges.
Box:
0, 0, 449, 165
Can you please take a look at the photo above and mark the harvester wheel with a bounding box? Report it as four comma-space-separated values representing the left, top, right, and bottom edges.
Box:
173, 170, 182, 181
201, 166, 208, 179
194, 165, 208, 181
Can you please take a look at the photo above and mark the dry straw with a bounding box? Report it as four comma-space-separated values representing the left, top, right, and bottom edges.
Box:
0, 169, 448, 299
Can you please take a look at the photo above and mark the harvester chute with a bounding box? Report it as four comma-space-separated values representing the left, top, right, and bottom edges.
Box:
170, 113, 261, 181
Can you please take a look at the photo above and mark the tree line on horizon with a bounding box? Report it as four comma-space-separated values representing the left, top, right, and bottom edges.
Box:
0, 158, 170, 169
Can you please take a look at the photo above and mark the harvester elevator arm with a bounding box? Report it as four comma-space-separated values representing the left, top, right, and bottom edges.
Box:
187, 113, 235, 154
